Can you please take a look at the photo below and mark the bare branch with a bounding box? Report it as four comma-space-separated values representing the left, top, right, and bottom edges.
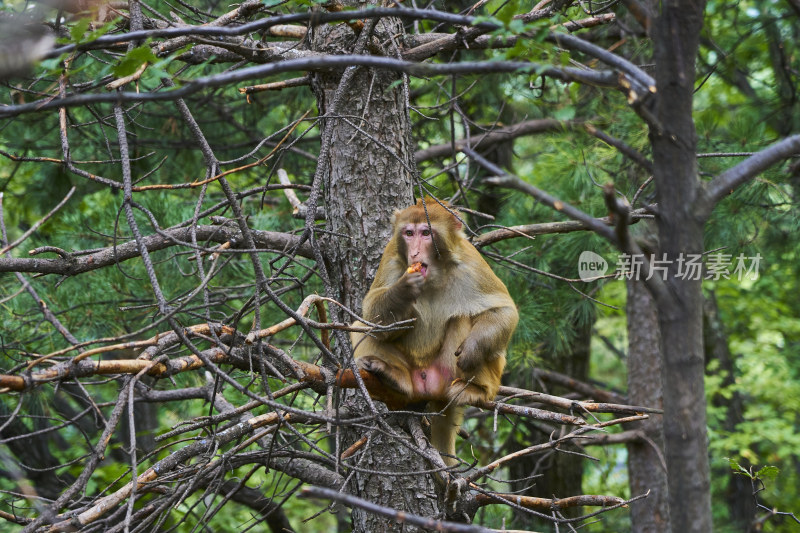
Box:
0, 224, 314, 276
416, 119, 571, 162
473, 207, 653, 247
469, 148, 619, 243
473, 491, 626, 510
0, 187, 76, 256
0, 56, 619, 119
699, 134, 800, 219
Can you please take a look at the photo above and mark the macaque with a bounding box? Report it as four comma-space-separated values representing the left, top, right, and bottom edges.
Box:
352, 198, 518, 465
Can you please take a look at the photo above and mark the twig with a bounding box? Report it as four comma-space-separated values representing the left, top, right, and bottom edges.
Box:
105, 62, 148, 91
239, 76, 310, 96
0, 187, 76, 256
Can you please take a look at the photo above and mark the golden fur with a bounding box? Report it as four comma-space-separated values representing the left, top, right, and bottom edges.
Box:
352, 199, 518, 465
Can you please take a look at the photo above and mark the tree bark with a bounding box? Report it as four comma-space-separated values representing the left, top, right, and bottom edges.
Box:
650, 1, 712, 530
309, 11, 437, 532
703, 291, 756, 531
626, 278, 670, 532
506, 316, 592, 529
310, 18, 415, 314
535, 317, 591, 516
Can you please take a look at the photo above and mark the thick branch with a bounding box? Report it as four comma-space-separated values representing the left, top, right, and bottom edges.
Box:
0, 56, 618, 119
43, 7, 503, 59
415, 119, 570, 162
548, 32, 656, 100
698, 134, 800, 219
0, 224, 314, 276
473, 207, 653, 247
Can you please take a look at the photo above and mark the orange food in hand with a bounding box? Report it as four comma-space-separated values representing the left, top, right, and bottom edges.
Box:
407, 262, 423, 274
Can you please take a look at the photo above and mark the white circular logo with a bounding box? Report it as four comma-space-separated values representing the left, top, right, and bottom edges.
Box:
578, 251, 608, 281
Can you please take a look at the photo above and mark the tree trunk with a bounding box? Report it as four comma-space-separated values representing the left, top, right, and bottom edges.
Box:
650, 1, 712, 530
310, 18, 415, 314
626, 278, 670, 532
309, 12, 439, 532
703, 291, 756, 531
506, 317, 592, 530
535, 317, 591, 515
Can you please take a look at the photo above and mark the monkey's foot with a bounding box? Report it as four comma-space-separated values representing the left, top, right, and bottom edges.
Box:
357, 356, 414, 396
356, 355, 388, 375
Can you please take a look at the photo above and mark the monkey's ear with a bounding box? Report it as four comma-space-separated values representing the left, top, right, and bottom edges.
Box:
390, 210, 402, 227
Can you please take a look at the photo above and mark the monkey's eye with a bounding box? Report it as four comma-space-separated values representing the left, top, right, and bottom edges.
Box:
405, 230, 414, 237
421, 229, 431, 237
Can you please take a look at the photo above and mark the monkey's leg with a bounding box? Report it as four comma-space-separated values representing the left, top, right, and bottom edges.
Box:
428, 403, 464, 466
418, 317, 472, 466
447, 354, 506, 405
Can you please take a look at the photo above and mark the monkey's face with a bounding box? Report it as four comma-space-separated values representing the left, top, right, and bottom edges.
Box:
399, 223, 434, 278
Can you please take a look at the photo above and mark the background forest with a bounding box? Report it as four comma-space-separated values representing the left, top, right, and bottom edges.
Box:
0, 0, 799, 532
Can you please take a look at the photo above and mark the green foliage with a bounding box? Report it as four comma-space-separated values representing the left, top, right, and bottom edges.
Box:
113, 44, 160, 77
2, 0, 800, 529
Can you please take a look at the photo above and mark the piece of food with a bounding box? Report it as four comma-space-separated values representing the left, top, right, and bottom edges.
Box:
407, 262, 423, 274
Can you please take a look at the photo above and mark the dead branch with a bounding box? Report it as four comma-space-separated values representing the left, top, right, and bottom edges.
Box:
473, 207, 654, 248
239, 76, 311, 96
0, 223, 315, 277
474, 491, 626, 510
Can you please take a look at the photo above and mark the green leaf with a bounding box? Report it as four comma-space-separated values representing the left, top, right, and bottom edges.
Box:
113, 44, 159, 77
39, 57, 64, 73
727, 457, 752, 477
86, 17, 122, 42
755, 465, 779, 481
554, 106, 576, 121
385, 79, 404, 93
504, 39, 528, 60
496, 0, 520, 25
70, 18, 92, 43
507, 18, 526, 34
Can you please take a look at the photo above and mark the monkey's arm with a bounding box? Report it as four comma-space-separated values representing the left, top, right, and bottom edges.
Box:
455, 305, 519, 371
362, 271, 424, 340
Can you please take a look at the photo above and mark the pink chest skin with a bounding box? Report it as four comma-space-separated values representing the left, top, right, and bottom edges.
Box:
410, 362, 454, 400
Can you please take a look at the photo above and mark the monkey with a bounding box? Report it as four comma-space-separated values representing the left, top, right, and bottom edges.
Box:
351, 198, 518, 465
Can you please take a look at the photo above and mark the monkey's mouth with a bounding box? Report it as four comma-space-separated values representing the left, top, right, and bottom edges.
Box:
419, 263, 428, 277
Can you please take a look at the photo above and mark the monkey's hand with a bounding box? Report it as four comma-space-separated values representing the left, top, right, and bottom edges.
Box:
454, 337, 482, 372
389, 270, 424, 302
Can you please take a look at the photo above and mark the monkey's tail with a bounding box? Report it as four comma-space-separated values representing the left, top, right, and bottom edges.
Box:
429, 403, 464, 466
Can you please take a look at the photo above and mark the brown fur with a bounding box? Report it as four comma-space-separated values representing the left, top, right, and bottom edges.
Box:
352, 198, 518, 465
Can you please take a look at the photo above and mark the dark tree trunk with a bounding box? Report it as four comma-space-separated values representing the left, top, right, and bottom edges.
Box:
506, 317, 592, 530
626, 278, 670, 532
310, 18, 415, 314
535, 317, 591, 515
703, 291, 756, 531
309, 11, 439, 533
650, 0, 712, 530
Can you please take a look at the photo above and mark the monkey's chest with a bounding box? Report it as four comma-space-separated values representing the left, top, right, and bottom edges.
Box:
400, 302, 470, 366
